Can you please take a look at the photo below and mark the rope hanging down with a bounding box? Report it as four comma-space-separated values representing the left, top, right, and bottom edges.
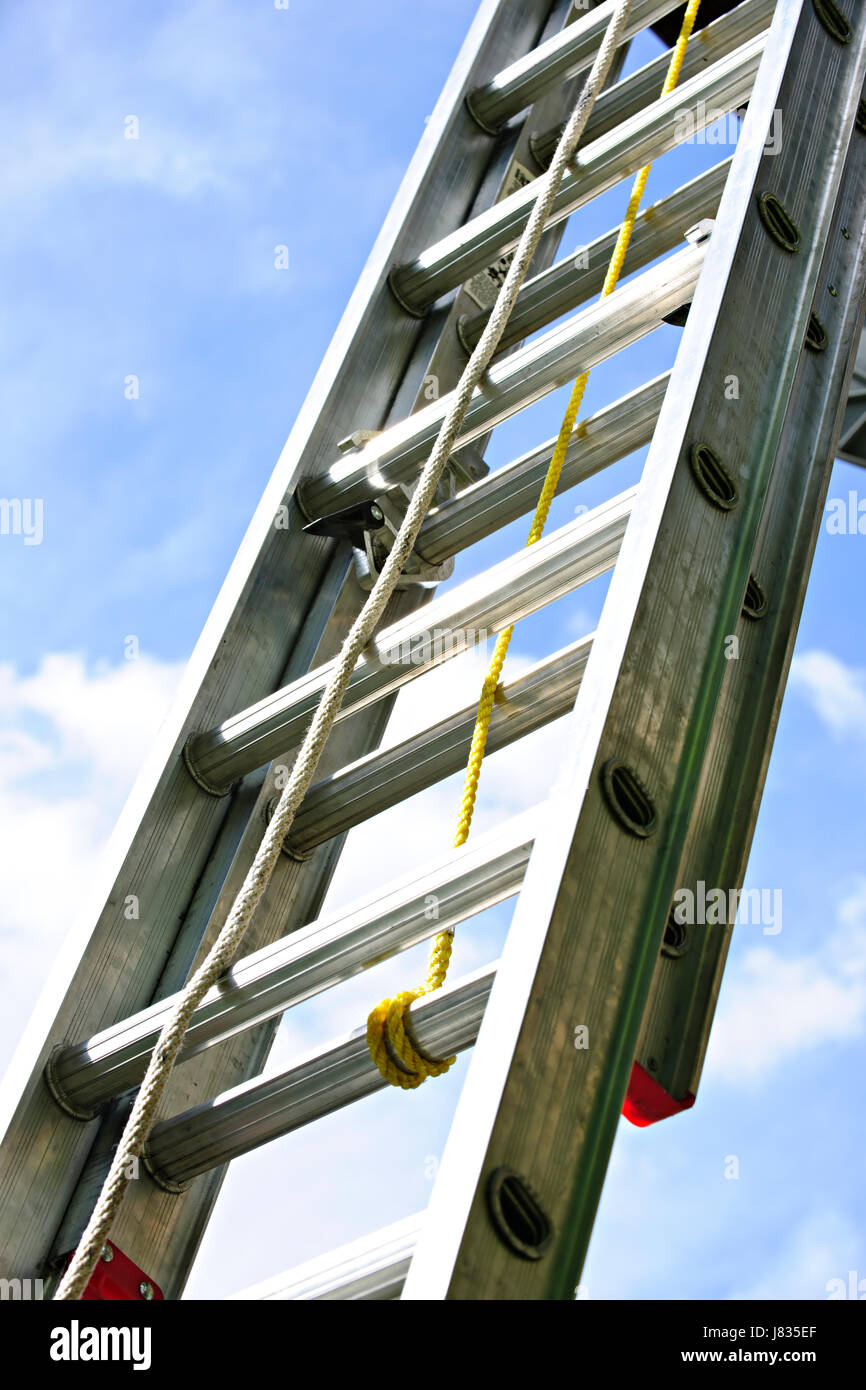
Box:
367, 0, 703, 1091
55, 0, 636, 1301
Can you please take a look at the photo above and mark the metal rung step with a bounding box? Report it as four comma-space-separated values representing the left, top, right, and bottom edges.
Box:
285, 635, 591, 855
184, 489, 634, 794
417, 374, 666, 564
531, 0, 774, 167
458, 160, 730, 355
387, 30, 762, 315
227, 1212, 422, 1301
465, 0, 683, 134
142, 961, 497, 1191
301, 242, 705, 519
46, 812, 536, 1115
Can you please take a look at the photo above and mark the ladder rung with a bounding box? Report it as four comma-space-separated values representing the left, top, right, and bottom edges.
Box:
387, 33, 762, 315
532, 0, 774, 168
418, 374, 667, 565
464, 0, 683, 134
184, 490, 634, 795
46, 815, 535, 1115
300, 243, 703, 521
143, 962, 497, 1191
227, 1213, 422, 1301
287, 635, 592, 855
458, 160, 729, 356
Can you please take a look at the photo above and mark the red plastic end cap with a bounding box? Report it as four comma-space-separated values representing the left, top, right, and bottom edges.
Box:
622, 1061, 695, 1128
62, 1241, 164, 1301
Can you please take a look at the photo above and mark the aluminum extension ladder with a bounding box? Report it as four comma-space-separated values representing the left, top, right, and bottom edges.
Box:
1, 0, 865, 1302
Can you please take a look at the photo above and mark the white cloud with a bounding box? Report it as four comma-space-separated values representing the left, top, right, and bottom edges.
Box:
789, 649, 866, 740
0, 0, 385, 227
705, 879, 866, 1085
0, 1, 280, 211
0, 652, 183, 1067
732, 1207, 862, 1301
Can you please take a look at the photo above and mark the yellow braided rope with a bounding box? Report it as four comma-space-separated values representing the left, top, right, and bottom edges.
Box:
367, 0, 702, 1089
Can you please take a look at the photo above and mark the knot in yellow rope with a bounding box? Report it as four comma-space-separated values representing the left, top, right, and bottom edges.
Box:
366, 930, 456, 1088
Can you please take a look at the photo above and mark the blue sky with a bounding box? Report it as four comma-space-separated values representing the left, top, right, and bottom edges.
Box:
1, 0, 864, 1301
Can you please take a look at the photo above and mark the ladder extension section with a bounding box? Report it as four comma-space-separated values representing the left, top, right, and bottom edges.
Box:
1, 0, 864, 1303
228, 1213, 422, 1302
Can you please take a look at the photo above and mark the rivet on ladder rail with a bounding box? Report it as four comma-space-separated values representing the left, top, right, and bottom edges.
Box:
742, 574, 768, 621
756, 192, 800, 254
599, 758, 657, 839
688, 443, 739, 512
56, 1240, 164, 1301
661, 907, 690, 960
811, 0, 852, 45
486, 1166, 553, 1261
805, 312, 829, 353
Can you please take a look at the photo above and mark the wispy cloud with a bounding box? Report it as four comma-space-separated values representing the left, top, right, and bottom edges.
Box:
789, 649, 866, 741
0, 651, 183, 1064
731, 1206, 862, 1301
0, 1, 282, 214
705, 878, 866, 1085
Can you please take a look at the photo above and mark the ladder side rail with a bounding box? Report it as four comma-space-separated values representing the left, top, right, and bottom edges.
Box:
635, 129, 866, 1104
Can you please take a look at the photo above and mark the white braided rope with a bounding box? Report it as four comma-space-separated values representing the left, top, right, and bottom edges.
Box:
55, 0, 634, 1301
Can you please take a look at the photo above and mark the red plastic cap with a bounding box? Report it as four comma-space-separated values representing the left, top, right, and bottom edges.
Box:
623, 1060, 695, 1128
61, 1240, 164, 1301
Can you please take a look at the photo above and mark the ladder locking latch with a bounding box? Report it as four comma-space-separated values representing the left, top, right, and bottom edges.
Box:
301, 435, 487, 590
302, 493, 455, 590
